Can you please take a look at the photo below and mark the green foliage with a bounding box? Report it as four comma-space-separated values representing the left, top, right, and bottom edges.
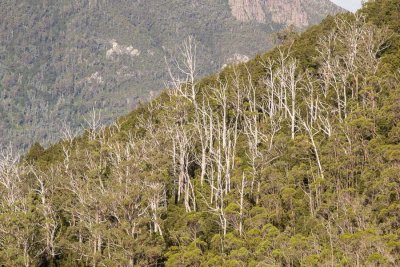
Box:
0, 0, 399, 266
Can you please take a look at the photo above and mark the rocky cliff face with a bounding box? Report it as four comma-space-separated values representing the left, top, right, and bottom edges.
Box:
229, 0, 342, 27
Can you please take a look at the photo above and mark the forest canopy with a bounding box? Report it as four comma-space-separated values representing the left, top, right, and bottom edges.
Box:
0, 0, 399, 266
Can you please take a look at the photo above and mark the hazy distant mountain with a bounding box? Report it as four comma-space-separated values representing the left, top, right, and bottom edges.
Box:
0, 0, 343, 150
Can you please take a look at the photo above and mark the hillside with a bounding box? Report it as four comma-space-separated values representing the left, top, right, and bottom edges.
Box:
2, 0, 400, 266
0, 0, 343, 150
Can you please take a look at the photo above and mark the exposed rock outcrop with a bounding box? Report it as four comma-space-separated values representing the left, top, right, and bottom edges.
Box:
106, 40, 141, 59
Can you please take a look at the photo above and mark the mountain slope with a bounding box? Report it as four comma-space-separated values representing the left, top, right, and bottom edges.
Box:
0, 0, 399, 266
0, 0, 343, 150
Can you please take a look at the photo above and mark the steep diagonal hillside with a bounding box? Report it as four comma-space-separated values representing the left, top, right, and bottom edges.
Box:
0, 0, 343, 150
1, 0, 400, 266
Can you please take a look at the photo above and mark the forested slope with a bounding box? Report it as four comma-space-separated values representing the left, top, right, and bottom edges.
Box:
0, 0, 399, 266
0, 0, 342, 151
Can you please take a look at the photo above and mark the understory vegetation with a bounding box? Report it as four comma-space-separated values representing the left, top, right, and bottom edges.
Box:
0, 0, 399, 266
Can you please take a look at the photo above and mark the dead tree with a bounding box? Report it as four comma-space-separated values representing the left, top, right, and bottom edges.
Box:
192, 96, 213, 186
32, 168, 59, 258
144, 181, 166, 236
169, 123, 196, 212
209, 80, 240, 196
166, 36, 198, 106
300, 75, 325, 179
84, 107, 102, 141
0, 148, 36, 267
317, 14, 391, 120
263, 49, 300, 139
